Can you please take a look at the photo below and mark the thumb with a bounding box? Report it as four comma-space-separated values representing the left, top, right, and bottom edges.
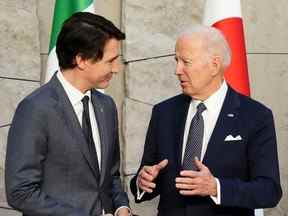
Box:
156, 159, 168, 170
194, 157, 205, 171
151, 159, 168, 178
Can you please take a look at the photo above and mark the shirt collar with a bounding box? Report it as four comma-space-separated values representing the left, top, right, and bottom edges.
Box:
57, 71, 91, 106
191, 80, 228, 113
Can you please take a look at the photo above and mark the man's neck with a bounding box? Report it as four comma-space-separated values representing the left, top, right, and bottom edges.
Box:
61, 69, 90, 94
192, 79, 224, 101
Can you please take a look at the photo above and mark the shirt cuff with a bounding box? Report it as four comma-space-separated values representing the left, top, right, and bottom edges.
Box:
114, 206, 131, 216
136, 176, 146, 200
210, 177, 221, 205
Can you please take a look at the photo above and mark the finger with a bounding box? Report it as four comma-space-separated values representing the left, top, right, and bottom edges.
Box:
139, 184, 153, 193
179, 189, 200, 196
139, 178, 156, 189
194, 157, 206, 171
139, 169, 154, 182
180, 170, 199, 178
175, 177, 194, 184
176, 177, 203, 186
156, 159, 168, 170
150, 159, 168, 178
143, 166, 156, 177
152, 159, 168, 175
175, 183, 197, 190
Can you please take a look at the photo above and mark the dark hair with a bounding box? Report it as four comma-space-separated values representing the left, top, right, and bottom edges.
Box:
56, 12, 125, 69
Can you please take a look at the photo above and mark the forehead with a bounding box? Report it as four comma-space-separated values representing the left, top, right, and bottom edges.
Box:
101, 38, 120, 59
103, 38, 120, 52
175, 35, 205, 57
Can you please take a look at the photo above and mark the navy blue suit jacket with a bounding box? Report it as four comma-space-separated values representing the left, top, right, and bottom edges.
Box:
130, 86, 282, 216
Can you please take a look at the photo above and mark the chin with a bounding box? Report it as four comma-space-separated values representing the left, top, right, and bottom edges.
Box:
181, 87, 190, 95
182, 88, 195, 98
95, 82, 110, 89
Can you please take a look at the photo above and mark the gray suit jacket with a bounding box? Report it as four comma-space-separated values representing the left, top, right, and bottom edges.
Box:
5, 75, 129, 216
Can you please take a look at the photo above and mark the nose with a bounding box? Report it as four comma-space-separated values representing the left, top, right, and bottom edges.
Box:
111, 59, 122, 74
175, 61, 183, 75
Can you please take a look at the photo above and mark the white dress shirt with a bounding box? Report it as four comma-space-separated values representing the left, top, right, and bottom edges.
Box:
137, 81, 228, 205
57, 72, 130, 216
57, 71, 102, 168
181, 81, 227, 162
181, 81, 228, 204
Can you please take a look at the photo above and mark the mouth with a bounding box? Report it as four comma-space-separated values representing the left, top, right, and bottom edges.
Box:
177, 76, 189, 88
179, 80, 191, 90
104, 74, 113, 82
180, 80, 188, 85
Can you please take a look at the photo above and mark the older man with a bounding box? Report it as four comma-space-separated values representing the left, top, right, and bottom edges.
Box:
130, 26, 282, 216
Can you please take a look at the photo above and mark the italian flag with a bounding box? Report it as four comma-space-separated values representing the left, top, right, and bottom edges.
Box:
45, 0, 95, 82
203, 0, 250, 96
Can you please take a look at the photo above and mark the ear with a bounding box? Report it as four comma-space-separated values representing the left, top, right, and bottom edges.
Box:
75, 54, 88, 70
210, 55, 222, 76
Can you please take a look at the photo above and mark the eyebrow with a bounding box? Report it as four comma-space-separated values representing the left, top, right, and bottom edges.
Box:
175, 56, 193, 62
183, 58, 193, 62
107, 55, 120, 62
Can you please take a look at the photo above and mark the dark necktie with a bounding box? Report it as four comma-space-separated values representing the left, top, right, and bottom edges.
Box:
81, 96, 100, 177
182, 102, 207, 170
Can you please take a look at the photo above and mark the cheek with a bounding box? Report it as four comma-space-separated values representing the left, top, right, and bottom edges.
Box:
103, 63, 113, 73
87, 66, 104, 80
184, 68, 197, 83
185, 71, 208, 91
93, 65, 109, 76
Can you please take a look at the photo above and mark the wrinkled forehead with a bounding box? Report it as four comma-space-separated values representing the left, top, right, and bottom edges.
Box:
177, 31, 206, 44
175, 35, 206, 55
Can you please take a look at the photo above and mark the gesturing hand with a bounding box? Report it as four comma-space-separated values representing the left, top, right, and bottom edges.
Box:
116, 207, 130, 216
175, 157, 217, 197
137, 159, 168, 193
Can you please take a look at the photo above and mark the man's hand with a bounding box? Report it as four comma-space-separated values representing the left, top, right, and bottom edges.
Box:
115, 207, 130, 216
175, 157, 217, 196
137, 159, 168, 193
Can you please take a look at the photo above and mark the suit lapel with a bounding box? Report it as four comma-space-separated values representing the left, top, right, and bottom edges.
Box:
91, 90, 108, 186
203, 87, 241, 165
174, 94, 191, 170
50, 75, 101, 180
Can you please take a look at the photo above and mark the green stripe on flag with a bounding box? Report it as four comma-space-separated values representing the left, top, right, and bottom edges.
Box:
49, 0, 93, 52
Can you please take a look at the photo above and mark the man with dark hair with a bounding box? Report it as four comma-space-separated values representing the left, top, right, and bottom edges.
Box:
56, 12, 125, 70
6, 12, 130, 216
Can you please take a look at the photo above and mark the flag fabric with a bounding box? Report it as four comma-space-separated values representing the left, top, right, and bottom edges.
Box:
203, 0, 250, 96
203, 2, 263, 215
45, 0, 95, 82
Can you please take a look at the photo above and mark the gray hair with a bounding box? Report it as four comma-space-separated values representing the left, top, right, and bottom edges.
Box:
178, 25, 232, 69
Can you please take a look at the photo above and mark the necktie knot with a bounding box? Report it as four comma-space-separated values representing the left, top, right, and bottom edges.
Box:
197, 102, 206, 114
82, 95, 90, 107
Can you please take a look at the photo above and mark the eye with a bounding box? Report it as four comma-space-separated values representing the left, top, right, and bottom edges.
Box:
183, 59, 193, 66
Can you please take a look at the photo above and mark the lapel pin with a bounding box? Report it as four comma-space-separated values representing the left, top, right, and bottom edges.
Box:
100, 108, 104, 113
227, 113, 234, 117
